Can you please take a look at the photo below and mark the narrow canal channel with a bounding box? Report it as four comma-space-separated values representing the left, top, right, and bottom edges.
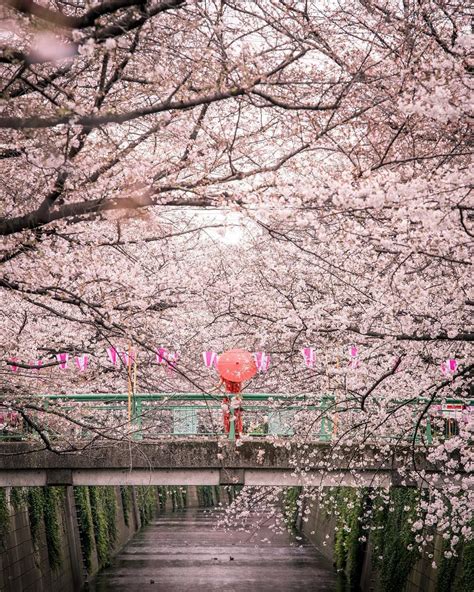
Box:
89, 508, 337, 591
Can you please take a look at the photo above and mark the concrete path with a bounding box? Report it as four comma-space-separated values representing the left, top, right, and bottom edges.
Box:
89, 508, 337, 591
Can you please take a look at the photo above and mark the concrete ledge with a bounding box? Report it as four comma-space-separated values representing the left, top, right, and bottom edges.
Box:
0, 439, 458, 487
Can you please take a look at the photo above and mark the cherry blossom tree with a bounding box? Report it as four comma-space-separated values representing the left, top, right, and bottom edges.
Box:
0, 0, 472, 564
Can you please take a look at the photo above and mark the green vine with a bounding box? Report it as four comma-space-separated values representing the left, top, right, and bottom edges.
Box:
120, 485, 132, 527
0, 488, 9, 545
10, 486, 26, 511
158, 486, 167, 511
327, 487, 420, 591
373, 488, 420, 592
89, 486, 112, 567
26, 487, 44, 548
43, 487, 63, 570
436, 536, 460, 592
137, 485, 158, 525
198, 486, 215, 507
283, 486, 301, 533
454, 534, 474, 592
332, 488, 364, 589
104, 487, 118, 546
8, 486, 64, 570
74, 486, 95, 572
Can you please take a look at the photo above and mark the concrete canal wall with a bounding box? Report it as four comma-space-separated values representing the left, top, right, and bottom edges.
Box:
0, 485, 224, 592
300, 487, 473, 592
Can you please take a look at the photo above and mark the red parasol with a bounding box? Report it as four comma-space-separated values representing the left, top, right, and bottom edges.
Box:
217, 349, 257, 383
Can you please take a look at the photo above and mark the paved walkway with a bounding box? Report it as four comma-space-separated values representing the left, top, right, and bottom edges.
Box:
89, 508, 337, 591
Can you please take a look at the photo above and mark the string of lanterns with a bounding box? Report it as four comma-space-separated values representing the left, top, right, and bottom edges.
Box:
6, 347, 458, 377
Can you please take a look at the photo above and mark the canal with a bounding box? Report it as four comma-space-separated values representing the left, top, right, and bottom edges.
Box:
89, 508, 337, 591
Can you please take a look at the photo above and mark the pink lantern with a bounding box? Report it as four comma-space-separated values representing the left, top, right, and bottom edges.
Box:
56, 353, 69, 369
156, 347, 168, 364
166, 351, 179, 375
119, 351, 135, 367
107, 347, 118, 365
441, 359, 457, 376
157, 348, 179, 374
302, 347, 315, 368
349, 345, 360, 370
75, 355, 88, 372
348, 345, 359, 369
203, 351, 218, 369
254, 351, 271, 373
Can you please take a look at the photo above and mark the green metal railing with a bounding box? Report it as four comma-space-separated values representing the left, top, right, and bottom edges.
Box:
0, 393, 471, 443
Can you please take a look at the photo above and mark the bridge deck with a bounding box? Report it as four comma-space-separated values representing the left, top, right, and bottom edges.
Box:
0, 439, 446, 488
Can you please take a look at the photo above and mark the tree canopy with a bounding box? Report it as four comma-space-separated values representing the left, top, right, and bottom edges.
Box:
0, 0, 472, 559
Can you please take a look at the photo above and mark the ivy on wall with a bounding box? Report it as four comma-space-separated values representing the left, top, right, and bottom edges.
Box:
26, 487, 44, 548
198, 486, 215, 508
331, 488, 365, 590
74, 486, 120, 571
137, 485, 158, 526
169, 486, 186, 511
454, 534, 474, 592
436, 521, 474, 592
104, 487, 118, 546
42, 487, 63, 571
0, 488, 9, 545
325, 487, 420, 592
158, 486, 167, 511
376, 488, 420, 592
10, 486, 26, 511
74, 486, 95, 572
120, 486, 132, 527
89, 486, 117, 568
283, 487, 301, 533
4, 486, 63, 570
436, 536, 460, 592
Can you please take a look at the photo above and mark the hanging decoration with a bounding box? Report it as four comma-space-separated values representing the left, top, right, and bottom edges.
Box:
203, 351, 218, 369
156, 348, 168, 364
119, 351, 136, 367
9, 347, 459, 382
107, 347, 118, 365
441, 359, 457, 376
75, 355, 88, 372
254, 351, 271, 373
156, 348, 179, 375
167, 352, 179, 375
56, 353, 69, 369
301, 347, 316, 368
348, 345, 359, 369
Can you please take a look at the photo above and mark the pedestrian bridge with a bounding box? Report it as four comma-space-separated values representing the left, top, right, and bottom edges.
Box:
0, 439, 448, 488
1, 393, 469, 488
2, 392, 457, 443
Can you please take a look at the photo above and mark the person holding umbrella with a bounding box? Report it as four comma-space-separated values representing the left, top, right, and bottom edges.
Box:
216, 349, 257, 439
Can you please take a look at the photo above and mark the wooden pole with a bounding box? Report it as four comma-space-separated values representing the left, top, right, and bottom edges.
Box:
333, 356, 340, 435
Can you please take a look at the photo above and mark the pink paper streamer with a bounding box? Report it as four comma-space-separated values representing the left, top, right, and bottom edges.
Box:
56, 353, 69, 369
302, 347, 315, 368
203, 351, 218, 369
75, 355, 88, 372
107, 347, 118, 365
254, 351, 271, 373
